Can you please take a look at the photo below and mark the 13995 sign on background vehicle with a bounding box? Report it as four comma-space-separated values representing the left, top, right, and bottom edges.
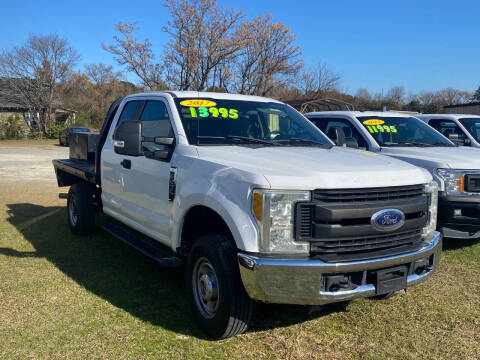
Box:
52, 92, 441, 339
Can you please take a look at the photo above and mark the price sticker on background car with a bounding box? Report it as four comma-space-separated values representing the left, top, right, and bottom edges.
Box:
363, 119, 397, 134
366, 124, 398, 134
363, 119, 385, 126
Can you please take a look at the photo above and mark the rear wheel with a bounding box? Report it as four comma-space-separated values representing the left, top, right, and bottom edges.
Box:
67, 183, 95, 235
186, 235, 253, 339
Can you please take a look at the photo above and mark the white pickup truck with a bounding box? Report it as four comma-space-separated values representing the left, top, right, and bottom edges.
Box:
305, 111, 480, 239
416, 114, 480, 148
53, 93, 441, 339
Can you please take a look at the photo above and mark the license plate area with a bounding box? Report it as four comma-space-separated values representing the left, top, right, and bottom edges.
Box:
373, 265, 408, 295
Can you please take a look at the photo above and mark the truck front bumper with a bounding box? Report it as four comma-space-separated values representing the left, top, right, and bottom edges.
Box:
238, 232, 441, 305
438, 193, 480, 239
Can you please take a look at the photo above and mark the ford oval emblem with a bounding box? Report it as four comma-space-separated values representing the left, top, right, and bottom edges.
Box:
371, 209, 405, 231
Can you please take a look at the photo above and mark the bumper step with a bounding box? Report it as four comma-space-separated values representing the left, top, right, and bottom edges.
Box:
102, 222, 183, 267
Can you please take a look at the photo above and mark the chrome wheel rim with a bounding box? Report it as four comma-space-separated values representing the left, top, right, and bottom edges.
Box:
192, 257, 219, 319
69, 197, 78, 227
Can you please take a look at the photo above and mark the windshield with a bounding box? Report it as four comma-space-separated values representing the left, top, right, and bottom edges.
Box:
358, 116, 453, 147
174, 98, 332, 147
459, 117, 480, 142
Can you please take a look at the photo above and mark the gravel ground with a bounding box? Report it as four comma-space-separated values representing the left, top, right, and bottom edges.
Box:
0, 145, 68, 183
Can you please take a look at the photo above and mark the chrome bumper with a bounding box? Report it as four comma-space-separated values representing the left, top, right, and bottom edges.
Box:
238, 232, 442, 305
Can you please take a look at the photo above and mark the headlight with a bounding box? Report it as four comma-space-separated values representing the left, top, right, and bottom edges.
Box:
422, 181, 438, 237
437, 169, 465, 195
252, 189, 310, 254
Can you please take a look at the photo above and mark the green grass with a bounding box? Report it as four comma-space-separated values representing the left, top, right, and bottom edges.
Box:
0, 138, 59, 147
0, 184, 479, 359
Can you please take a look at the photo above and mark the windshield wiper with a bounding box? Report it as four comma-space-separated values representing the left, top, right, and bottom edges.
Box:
430, 142, 454, 147
196, 135, 279, 146
273, 138, 332, 148
388, 141, 434, 147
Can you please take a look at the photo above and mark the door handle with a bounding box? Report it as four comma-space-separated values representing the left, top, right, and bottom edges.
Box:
121, 159, 131, 169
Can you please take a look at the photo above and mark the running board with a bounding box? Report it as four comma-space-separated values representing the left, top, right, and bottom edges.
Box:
101, 222, 183, 267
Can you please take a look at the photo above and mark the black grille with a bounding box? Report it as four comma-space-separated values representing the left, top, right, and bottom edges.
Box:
465, 175, 480, 193
295, 185, 429, 262
313, 185, 424, 203
310, 230, 423, 262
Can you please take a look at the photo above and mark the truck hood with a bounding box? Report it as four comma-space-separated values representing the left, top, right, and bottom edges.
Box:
379, 146, 480, 170
196, 146, 430, 190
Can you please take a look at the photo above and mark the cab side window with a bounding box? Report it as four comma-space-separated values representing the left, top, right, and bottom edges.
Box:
139, 101, 174, 156
313, 118, 367, 149
429, 119, 467, 145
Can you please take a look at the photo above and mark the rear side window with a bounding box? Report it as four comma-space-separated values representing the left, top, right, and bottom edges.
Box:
117, 101, 140, 125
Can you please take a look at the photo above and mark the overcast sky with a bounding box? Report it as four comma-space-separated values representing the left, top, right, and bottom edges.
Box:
1, 0, 478, 94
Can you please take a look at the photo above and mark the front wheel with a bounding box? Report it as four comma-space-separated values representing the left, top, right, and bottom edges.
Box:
186, 235, 253, 339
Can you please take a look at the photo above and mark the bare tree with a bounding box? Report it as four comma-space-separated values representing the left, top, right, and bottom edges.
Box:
436, 87, 470, 106
230, 15, 302, 96
297, 62, 341, 95
0, 33, 80, 134
84, 63, 122, 85
61, 63, 137, 127
355, 88, 372, 101
385, 86, 405, 106
102, 22, 164, 89
162, 0, 243, 90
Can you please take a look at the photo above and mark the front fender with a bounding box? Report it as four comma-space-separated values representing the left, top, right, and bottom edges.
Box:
170, 158, 270, 252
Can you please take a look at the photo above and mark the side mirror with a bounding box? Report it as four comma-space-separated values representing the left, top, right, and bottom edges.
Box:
448, 133, 459, 142
154, 137, 175, 146
345, 137, 359, 149
447, 133, 465, 146
327, 126, 346, 146
113, 121, 142, 156
151, 137, 175, 161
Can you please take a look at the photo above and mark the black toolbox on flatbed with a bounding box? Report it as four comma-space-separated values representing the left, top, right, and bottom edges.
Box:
69, 132, 100, 162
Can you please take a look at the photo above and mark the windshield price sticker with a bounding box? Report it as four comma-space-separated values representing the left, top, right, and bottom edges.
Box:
366, 124, 397, 134
180, 99, 216, 107
189, 106, 239, 119
363, 119, 385, 125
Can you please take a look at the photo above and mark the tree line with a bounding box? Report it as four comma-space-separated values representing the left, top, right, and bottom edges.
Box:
0, 0, 476, 137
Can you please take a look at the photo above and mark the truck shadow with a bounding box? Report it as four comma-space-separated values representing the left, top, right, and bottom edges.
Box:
442, 237, 479, 251
5, 203, 332, 339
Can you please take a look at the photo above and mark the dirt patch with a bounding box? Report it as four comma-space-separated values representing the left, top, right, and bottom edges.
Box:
0, 146, 68, 183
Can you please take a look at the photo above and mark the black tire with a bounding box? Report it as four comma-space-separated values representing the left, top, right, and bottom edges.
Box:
67, 183, 96, 235
186, 235, 253, 339
59, 138, 63, 146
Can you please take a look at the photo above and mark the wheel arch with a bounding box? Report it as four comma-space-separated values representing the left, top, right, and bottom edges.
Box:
178, 205, 236, 256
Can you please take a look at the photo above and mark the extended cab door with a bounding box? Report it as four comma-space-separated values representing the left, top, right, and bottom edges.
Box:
101, 98, 177, 246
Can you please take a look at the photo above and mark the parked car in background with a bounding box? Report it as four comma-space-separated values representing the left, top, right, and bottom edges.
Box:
59, 126, 90, 146
305, 111, 480, 240
52, 93, 441, 339
417, 114, 480, 148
